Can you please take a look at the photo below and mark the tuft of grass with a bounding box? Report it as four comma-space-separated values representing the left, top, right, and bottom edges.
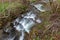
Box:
58, 0, 60, 3
0, 2, 27, 18
0, 2, 9, 12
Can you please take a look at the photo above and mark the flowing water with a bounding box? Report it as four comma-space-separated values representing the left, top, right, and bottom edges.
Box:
33, 4, 46, 12
13, 11, 41, 40
1, 2, 47, 40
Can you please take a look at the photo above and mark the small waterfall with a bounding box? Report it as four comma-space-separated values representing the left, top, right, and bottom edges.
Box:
13, 11, 41, 33
2, 2, 48, 40
22, 11, 36, 20
19, 31, 25, 40
13, 11, 41, 40
31, 3, 46, 12
34, 4, 45, 12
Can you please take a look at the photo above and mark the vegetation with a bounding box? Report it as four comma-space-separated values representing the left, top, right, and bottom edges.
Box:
0, 0, 60, 40
0, 2, 9, 12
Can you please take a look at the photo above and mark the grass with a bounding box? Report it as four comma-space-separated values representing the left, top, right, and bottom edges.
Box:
0, 2, 27, 18
58, 0, 60, 3
0, 0, 60, 40
0, 2, 9, 12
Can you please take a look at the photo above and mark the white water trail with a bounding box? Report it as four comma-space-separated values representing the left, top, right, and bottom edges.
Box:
19, 31, 25, 40
13, 11, 41, 40
34, 4, 46, 12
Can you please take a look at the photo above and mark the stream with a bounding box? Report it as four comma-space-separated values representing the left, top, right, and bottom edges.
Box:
12, 3, 46, 40
1, 2, 47, 40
